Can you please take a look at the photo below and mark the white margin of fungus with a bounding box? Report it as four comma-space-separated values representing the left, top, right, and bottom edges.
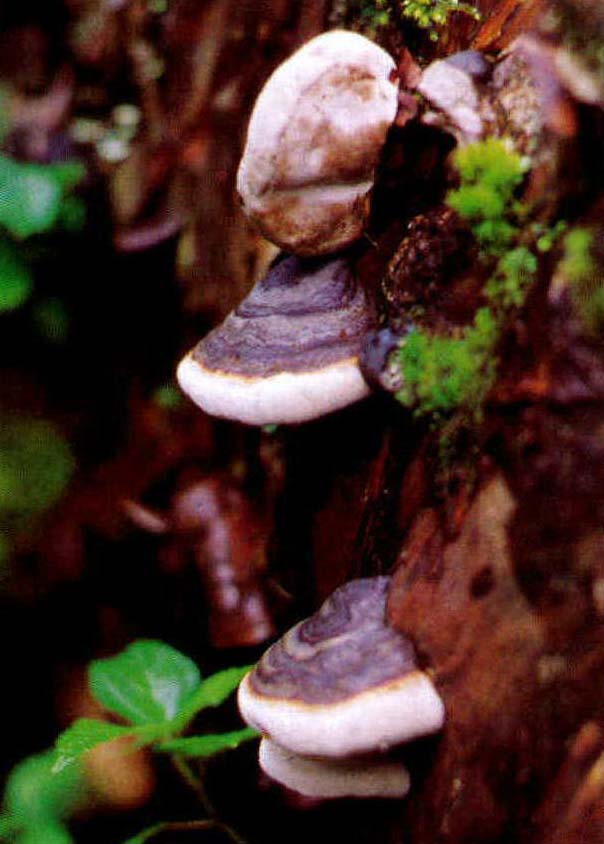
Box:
259, 738, 411, 799
238, 670, 445, 758
176, 352, 371, 425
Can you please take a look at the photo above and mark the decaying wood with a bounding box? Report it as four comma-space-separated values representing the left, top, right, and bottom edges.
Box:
346, 5, 604, 841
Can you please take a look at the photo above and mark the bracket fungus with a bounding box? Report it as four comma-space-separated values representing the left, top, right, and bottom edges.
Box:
259, 738, 410, 800
177, 254, 374, 425
177, 30, 401, 424
238, 577, 444, 799
236, 30, 400, 256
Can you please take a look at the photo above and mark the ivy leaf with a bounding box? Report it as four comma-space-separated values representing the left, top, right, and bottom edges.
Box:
3, 751, 84, 826
157, 728, 259, 758
178, 665, 252, 723
53, 719, 135, 773
89, 640, 201, 726
0, 813, 17, 837
0, 239, 32, 312
19, 821, 74, 844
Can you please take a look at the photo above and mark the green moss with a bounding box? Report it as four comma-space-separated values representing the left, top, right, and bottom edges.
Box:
447, 139, 529, 254
561, 227, 595, 283
396, 307, 498, 420
486, 246, 538, 309
348, 0, 479, 40
357, 0, 392, 31
394, 139, 553, 424
560, 227, 604, 335
399, 0, 480, 39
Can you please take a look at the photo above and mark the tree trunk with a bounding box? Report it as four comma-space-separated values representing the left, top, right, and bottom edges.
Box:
276, 2, 604, 842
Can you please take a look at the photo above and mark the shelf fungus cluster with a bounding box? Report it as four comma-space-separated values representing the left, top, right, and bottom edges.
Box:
238, 577, 445, 799
177, 30, 400, 425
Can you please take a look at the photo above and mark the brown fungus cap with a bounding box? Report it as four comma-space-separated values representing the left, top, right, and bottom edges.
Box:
259, 738, 410, 800
236, 30, 399, 256
238, 577, 445, 758
177, 255, 374, 426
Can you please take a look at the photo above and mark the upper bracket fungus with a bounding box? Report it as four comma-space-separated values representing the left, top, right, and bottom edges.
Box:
238, 576, 444, 799
237, 30, 400, 256
177, 30, 401, 424
177, 254, 374, 425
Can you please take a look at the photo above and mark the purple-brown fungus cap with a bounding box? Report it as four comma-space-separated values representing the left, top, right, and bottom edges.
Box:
177, 254, 374, 425
238, 576, 445, 758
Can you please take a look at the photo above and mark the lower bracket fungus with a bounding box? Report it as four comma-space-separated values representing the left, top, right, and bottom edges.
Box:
177, 255, 374, 426
238, 576, 444, 799
258, 738, 411, 800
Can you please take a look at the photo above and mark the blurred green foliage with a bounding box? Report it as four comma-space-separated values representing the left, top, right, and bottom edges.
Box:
0, 153, 85, 315
0, 751, 85, 844
55, 640, 256, 773
31, 298, 70, 344
0, 156, 84, 241
0, 241, 32, 312
0, 641, 257, 844
0, 416, 75, 566
0, 417, 74, 520
561, 227, 604, 335
152, 384, 184, 410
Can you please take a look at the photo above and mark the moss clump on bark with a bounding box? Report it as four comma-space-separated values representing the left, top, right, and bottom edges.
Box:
395, 139, 555, 422
561, 227, 604, 335
341, 0, 479, 40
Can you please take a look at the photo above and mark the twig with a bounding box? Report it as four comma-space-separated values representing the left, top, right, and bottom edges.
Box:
171, 755, 215, 817
170, 756, 247, 844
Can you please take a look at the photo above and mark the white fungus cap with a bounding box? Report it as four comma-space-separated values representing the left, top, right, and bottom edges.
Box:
259, 738, 411, 800
237, 30, 399, 255
237, 577, 445, 758
418, 59, 483, 142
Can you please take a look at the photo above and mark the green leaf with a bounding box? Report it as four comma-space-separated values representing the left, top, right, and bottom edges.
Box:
178, 666, 252, 723
4, 751, 83, 826
0, 239, 32, 312
157, 727, 258, 758
19, 822, 73, 844
53, 719, 135, 772
89, 640, 201, 726
0, 158, 61, 239
0, 813, 17, 838
0, 156, 85, 239
47, 162, 85, 192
